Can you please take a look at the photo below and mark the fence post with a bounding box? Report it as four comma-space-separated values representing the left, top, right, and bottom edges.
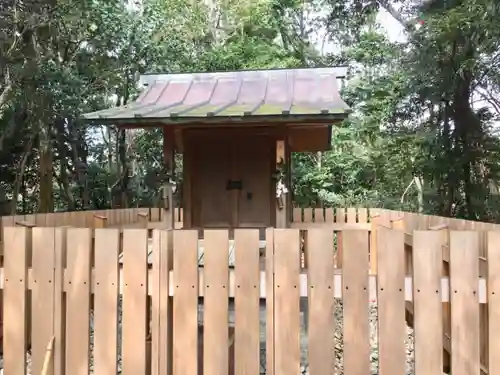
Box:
93, 214, 107, 229
138, 212, 149, 229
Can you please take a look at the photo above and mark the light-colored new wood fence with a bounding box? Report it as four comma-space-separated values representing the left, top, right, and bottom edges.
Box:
0, 207, 183, 229
0, 208, 184, 249
0, 226, 497, 375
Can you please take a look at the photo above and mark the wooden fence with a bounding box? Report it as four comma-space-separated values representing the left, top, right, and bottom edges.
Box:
0, 207, 183, 229
0, 225, 497, 375
2, 206, 500, 232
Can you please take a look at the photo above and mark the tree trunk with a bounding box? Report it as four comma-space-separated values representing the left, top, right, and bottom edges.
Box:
38, 120, 54, 213
119, 128, 129, 208
11, 135, 34, 214
55, 119, 76, 210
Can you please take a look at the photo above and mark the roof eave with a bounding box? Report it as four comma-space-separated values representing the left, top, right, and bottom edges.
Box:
81, 112, 351, 126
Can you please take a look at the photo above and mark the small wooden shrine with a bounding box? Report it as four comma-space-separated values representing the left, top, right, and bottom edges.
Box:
83, 68, 350, 229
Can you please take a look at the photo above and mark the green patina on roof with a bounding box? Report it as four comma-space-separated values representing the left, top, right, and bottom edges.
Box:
82, 67, 350, 125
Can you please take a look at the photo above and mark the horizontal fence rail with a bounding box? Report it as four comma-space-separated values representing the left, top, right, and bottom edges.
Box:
0, 226, 498, 375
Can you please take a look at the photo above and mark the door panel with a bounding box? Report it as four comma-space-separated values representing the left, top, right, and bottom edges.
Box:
235, 136, 272, 228
194, 139, 232, 228
189, 130, 272, 228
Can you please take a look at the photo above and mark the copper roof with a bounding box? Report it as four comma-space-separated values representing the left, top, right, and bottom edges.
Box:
82, 67, 350, 124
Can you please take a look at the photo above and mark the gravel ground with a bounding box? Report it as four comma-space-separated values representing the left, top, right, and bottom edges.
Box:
5, 300, 422, 375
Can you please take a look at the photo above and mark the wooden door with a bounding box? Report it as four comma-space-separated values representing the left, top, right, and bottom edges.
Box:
194, 138, 232, 228
234, 135, 272, 228
189, 130, 272, 229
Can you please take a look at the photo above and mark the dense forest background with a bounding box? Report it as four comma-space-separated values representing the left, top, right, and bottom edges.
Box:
0, 0, 499, 221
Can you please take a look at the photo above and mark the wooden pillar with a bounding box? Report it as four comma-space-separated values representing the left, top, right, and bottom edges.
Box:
163, 127, 175, 229
275, 139, 289, 228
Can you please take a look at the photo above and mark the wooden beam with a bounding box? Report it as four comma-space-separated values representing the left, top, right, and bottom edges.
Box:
2, 267, 489, 303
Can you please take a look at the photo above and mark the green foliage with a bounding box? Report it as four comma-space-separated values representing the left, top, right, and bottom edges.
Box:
1, 0, 500, 223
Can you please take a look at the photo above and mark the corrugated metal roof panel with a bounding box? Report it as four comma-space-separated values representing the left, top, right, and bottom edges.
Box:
82, 67, 350, 124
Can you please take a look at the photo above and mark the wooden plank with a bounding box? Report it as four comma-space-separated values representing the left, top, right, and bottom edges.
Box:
203, 230, 230, 375
65, 228, 92, 375
478, 228, 488, 372
151, 230, 173, 375
488, 231, 500, 375
450, 231, 480, 375
265, 228, 275, 375
325, 208, 334, 223
377, 227, 405, 375
122, 229, 149, 375
357, 208, 368, 223
347, 207, 357, 224
342, 230, 370, 374
54, 228, 67, 375
31, 228, 56, 375
303, 208, 313, 223
173, 230, 199, 375
274, 229, 301, 375
413, 230, 443, 374
234, 229, 260, 375
94, 229, 120, 375
93, 215, 107, 228
290, 222, 371, 230
307, 229, 335, 375
314, 208, 324, 222
292, 208, 302, 223
335, 208, 345, 223
3, 227, 29, 375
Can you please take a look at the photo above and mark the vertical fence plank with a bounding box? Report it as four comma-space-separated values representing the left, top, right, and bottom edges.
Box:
314, 208, 324, 223
151, 230, 161, 375
94, 229, 120, 375
65, 228, 92, 375
488, 231, 500, 375
203, 230, 229, 375
347, 208, 357, 224
358, 208, 368, 223
292, 208, 302, 223
31, 227, 56, 375
122, 229, 149, 375
342, 230, 370, 375
413, 231, 442, 374
325, 208, 334, 223
307, 229, 334, 375
335, 208, 345, 223
274, 229, 301, 375
3, 227, 29, 375
54, 228, 67, 375
303, 208, 313, 223
450, 231, 480, 375
477, 226, 488, 371
173, 230, 199, 375
151, 230, 173, 375
265, 228, 275, 375
377, 227, 405, 375
234, 229, 260, 375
